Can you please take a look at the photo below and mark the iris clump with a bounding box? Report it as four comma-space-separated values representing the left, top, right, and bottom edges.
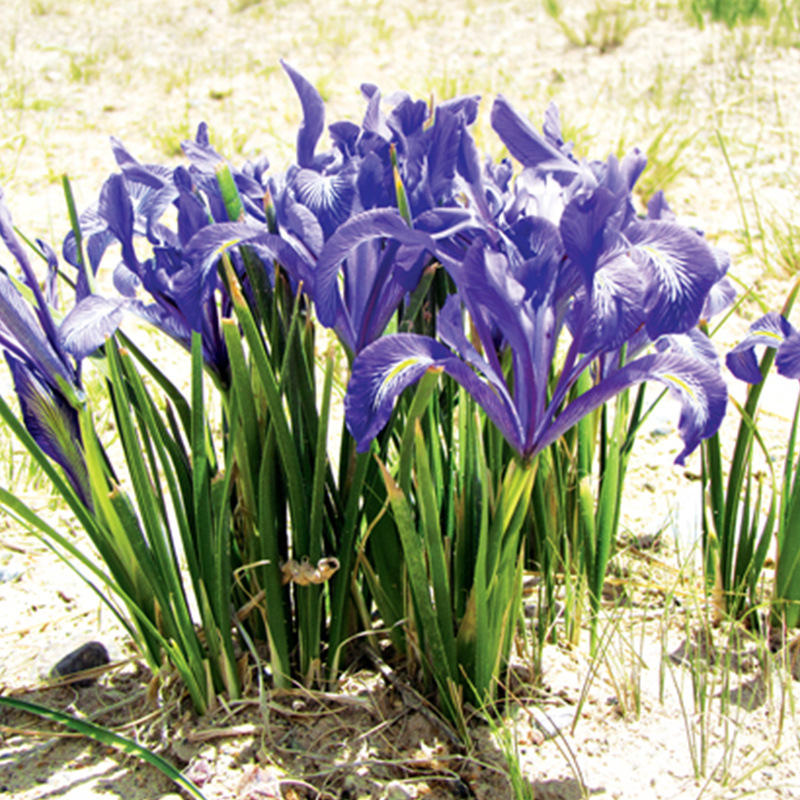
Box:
0, 62, 734, 723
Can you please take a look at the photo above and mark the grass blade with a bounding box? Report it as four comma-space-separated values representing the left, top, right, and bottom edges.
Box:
0, 696, 207, 800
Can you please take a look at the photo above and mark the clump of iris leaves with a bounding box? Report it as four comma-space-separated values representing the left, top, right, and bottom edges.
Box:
0, 60, 798, 735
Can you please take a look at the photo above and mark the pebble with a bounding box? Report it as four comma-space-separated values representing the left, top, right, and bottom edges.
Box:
50, 641, 110, 686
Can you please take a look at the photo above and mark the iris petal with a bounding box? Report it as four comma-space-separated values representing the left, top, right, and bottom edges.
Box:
282, 60, 326, 169
539, 351, 727, 465
572, 252, 647, 353
59, 295, 125, 361
627, 220, 719, 337
0, 272, 75, 396
6, 354, 89, 506
313, 208, 435, 331
345, 334, 453, 451
490, 96, 580, 183
345, 332, 522, 454
776, 331, 800, 379
725, 311, 793, 383
292, 167, 356, 238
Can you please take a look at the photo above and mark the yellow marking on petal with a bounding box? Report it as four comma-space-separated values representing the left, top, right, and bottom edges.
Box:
216, 237, 243, 256
384, 357, 421, 385
663, 372, 695, 398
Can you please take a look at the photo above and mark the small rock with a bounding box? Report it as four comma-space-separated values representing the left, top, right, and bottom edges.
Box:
50, 641, 110, 686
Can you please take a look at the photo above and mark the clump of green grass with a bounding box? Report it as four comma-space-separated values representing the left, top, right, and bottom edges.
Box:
683, 0, 767, 29
681, 0, 800, 48
544, 0, 642, 53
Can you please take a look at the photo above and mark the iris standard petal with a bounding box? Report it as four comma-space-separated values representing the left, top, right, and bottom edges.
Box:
456, 120, 492, 224
436, 293, 518, 422
329, 120, 360, 156
98, 174, 139, 273
425, 107, 460, 203
438, 94, 481, 125
490, 96, 580, 183
283, 198, 325, 261
63, 204, 116, 277
313, 208, 435, 329
282, 60, 326, 169
559, 185, 621, 289
646, 190, 676, 221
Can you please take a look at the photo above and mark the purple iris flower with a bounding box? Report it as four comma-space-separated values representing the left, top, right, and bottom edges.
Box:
81, 167, 233, 388
60, 132, 280, 389
344, 98, 730, 465
345, 238, 727, 465
0, 190, 91, 506
273, 62, 488, 353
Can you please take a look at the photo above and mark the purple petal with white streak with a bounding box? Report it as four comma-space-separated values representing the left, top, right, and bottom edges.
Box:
572, 252, 647, 353
657, 329, 721, 371
292, 166, 356, 238
627, 219, 719, 338
345, 332, 521, 453
59, 295, 126, 360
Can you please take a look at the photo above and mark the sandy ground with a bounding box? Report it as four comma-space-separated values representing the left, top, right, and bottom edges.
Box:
2, 0, 800, 798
